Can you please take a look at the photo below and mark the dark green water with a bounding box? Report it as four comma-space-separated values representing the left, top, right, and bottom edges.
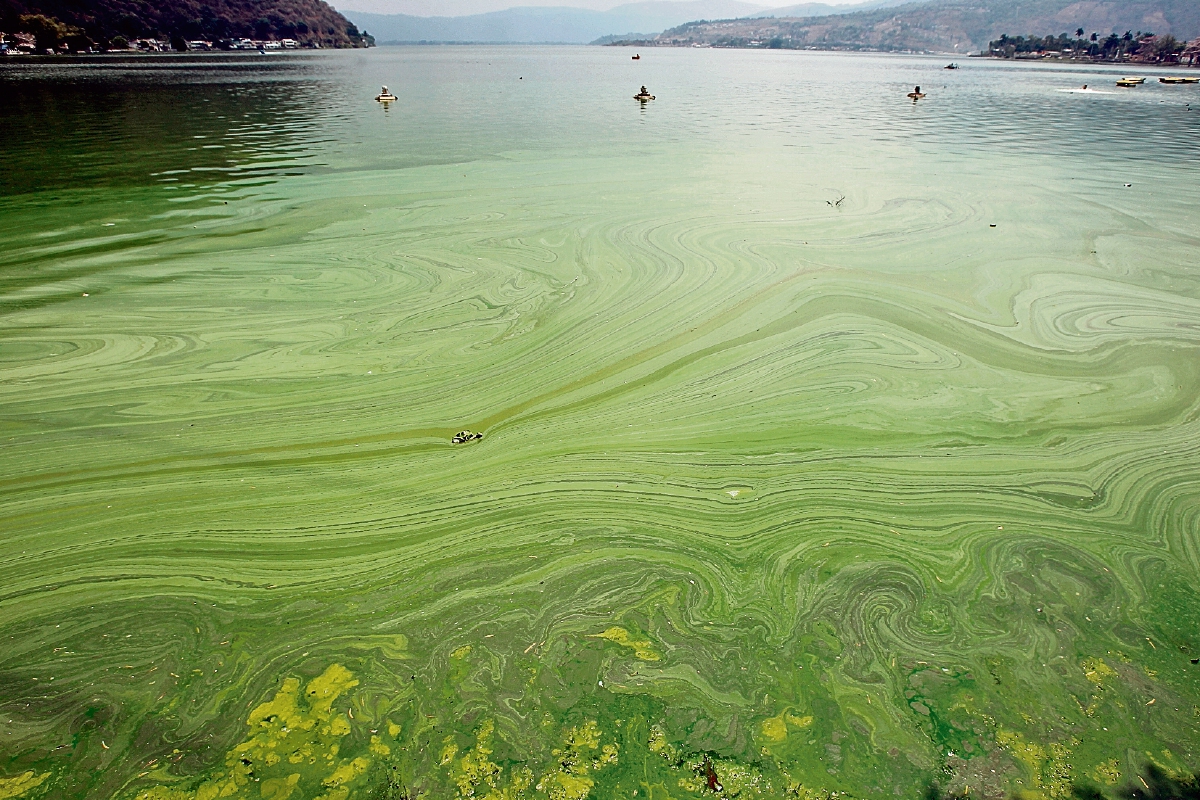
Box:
2, 48, 1200, 800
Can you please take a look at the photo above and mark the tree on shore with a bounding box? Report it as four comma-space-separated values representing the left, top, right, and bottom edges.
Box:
15, 12, 88, 50
989, 30, 1186, 62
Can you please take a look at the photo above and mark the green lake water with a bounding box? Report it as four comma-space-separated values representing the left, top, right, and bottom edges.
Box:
2, 47, 1200, 800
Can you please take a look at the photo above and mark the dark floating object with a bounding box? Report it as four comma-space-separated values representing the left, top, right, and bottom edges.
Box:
376, 85, 398, 103
945, 62, 959, 69
632, 53, 641, 60
1192, 658, 1199, 664
634, 85, 655, 101
452, 430, 483, 444
703, 757, 723, 793
908, 85, 926, 101
990, 224, 997, 228
826, 195, 845, 209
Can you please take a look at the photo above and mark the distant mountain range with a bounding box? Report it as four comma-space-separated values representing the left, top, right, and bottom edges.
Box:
341, 0, 919, 44
1, 0, 370, 46
344, 0, 765, 43
334, 0, 769, 14
647, 0, 1200, 52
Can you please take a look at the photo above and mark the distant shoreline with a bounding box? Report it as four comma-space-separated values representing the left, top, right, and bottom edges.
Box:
5, 41, 1200, 68
601, 41, 1200, 66
977, 54, 1198, 68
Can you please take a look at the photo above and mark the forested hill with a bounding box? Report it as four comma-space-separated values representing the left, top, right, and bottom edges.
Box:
0, 0, 372, 47
649, 0, 1200, 54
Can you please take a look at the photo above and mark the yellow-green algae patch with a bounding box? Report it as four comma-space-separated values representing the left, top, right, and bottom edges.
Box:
759, 710, 814, 743
589, 627, 661, 661
134, 665, 375, 800
535, 720, 618, 800
1083, 658, 1118, 687
439, 718, 618, 800
0, 773, 49, 800
1090, 759, 1122, 786
648, 722, 825, 799
449, 719, 533, 799
996, 730, 1074, 799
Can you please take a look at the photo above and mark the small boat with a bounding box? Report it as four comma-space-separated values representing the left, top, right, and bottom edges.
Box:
1120, 76, 1146, 84
634, 85, 655, 101
632, 54, 640, 60
1160, 76, 1199, 84
1116, 79, 1141, 87
375, 85, 398, 102
944, 62, 959, 69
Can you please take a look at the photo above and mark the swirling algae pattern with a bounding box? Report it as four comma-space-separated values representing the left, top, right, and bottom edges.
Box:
4, 54, 1200, 800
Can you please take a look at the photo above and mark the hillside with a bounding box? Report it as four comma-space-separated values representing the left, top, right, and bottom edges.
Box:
763, 0, 916, 18
345, 0, 765, 44
645, 0, 1200, 53
0, 0, 372, 47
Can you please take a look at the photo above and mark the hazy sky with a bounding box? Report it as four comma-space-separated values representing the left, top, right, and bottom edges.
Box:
334, 0, 858, 16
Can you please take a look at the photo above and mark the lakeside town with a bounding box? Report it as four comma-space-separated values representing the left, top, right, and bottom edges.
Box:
0, 31, 318, 54
0, 5, 374, 54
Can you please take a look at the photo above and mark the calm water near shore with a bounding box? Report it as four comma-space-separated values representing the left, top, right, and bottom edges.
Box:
3, 47, 1200, 800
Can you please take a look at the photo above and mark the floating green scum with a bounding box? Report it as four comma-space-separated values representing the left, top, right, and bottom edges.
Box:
3, 47, 1200, 800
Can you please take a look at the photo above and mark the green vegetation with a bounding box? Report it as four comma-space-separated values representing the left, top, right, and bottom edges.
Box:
7, 12, 86, 51
989, 31, 1187, 62
0, 0, 373, 50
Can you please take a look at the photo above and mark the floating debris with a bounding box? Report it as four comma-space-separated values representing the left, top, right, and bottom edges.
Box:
703, 757, 723, 793
452, 430, 483, 444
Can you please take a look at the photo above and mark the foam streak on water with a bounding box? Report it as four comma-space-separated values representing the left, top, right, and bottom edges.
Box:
2, 48, 1200, 800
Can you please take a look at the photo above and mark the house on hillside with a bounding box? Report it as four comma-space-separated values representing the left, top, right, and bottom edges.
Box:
1184, 39, 1200, 66
1, 31, 37, 53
